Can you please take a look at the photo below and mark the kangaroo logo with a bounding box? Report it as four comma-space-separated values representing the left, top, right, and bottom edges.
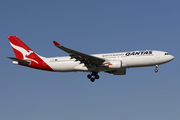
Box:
10, 42, 39, 64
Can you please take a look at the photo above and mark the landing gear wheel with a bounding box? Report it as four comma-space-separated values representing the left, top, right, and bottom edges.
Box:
155, 69, 158, 73
87, 71, 100, 82
154, 65, 158, 73
87, 74, 91, 79
90, 78, 95, 82
95, 75, 99, 79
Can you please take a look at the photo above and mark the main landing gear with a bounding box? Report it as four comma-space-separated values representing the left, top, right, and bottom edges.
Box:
154, 65, 158, 73
87, 71, 100, 82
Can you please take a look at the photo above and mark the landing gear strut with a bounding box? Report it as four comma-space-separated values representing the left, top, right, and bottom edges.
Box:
154, 65, 158, 73
87, 71, 100, 82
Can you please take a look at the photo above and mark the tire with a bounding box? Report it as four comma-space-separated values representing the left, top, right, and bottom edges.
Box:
90, 78, 95, 82
95, 75, 99, 79
87, 74, 91, 79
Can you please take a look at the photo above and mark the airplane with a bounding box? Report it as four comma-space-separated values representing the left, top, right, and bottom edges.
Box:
7, 36, 174, 82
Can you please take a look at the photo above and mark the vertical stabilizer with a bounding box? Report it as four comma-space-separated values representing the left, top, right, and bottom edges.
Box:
8, 36, 34, 59
8, 36, 53, 71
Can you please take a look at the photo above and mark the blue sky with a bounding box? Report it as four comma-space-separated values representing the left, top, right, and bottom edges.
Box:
1, 0, 180, 120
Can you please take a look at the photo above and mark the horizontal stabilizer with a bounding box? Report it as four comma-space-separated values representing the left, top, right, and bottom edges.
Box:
7, 57, 30, 65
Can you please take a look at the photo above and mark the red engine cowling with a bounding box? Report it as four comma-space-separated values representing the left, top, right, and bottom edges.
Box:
106, 69, 126, 75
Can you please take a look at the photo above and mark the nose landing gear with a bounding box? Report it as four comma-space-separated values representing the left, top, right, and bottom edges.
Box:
154, 65, 158, 73
87, 71, 100, 82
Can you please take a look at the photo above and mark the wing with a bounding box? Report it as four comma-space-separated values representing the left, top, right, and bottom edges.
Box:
53, 41, 105, 67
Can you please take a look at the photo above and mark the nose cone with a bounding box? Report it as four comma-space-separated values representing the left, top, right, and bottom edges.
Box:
166, 55, 174, 63
170, 55, 174, 61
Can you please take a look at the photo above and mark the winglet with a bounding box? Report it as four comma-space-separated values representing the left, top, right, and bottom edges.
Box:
53, 41, 61, 46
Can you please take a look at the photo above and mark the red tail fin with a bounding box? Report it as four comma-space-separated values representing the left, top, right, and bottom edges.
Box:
8, 36, 34, 59
8, 36, 53, 71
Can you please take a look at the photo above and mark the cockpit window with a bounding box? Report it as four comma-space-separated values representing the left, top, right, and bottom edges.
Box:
165, 53, 170, 55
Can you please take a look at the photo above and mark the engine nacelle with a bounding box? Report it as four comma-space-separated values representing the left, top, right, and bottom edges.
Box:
106, 69, 126, 75
108, 60, 122, 69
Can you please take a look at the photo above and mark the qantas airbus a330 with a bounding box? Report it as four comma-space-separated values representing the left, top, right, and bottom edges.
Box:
7, 36, 174, 82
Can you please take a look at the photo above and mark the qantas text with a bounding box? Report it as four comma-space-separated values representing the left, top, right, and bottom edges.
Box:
125, 51, 152, 56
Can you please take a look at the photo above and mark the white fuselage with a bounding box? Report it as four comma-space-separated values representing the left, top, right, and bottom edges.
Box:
43, 50, 174, 72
